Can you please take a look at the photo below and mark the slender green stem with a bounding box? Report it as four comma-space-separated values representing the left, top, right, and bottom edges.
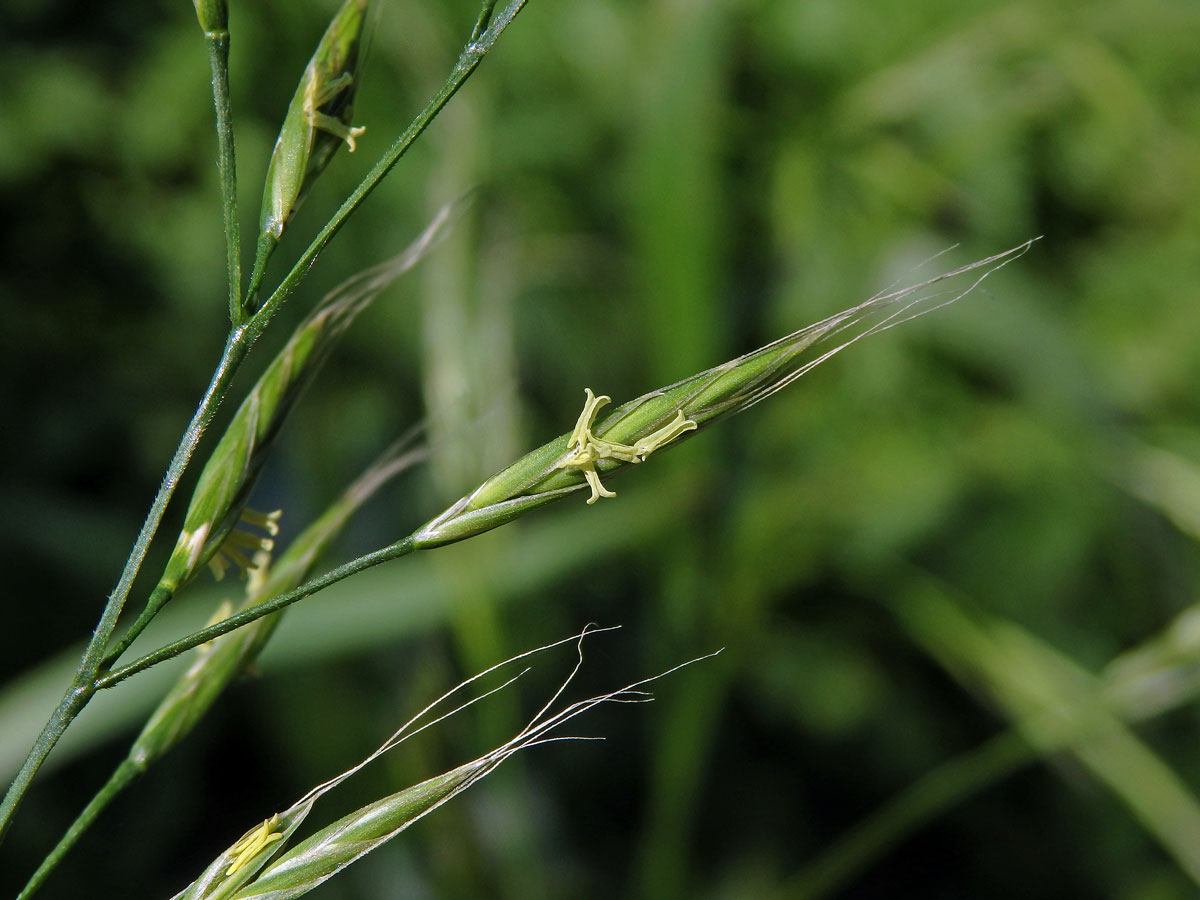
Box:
206, 29, 244, 325
243, 233, 278, 318
470, 0, 500, 40
0, 330, 249, 845
95, 537, 417, 691
17, 760, 143, 900
101, 584, 174, 668
245, 0, 527, 326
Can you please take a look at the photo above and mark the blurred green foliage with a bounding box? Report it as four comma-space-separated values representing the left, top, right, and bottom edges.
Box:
3, 0, 1200, 897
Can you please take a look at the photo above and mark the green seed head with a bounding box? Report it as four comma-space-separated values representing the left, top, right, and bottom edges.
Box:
412, 241, 1036, 548
226, 765, 486, 900
258, 0, 369, 244
172, 628, 707, 900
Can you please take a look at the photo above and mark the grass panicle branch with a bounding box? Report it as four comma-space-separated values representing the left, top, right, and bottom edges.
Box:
95, 538, 417, 691
2, 0, 519, 845
246, 0, 527, 323
104, 203, 458, 667
470, 0, 500, 41
193, 0, 228, 34
198, 10, 242, 325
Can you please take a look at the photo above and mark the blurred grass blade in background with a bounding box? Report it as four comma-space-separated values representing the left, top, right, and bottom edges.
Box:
891, 577, 1200, 885
787, 581, 1200, 899
1118, 439, 1200, 545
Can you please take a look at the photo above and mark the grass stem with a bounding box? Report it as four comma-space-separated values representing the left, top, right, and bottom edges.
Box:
1, 0, 524, 859
0, 330, 249, 845
16, 760, 142, 900
94, 537, 417, 691
205, 28, 244, 325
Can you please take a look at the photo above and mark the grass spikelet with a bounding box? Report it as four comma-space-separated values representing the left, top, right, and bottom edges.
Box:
250, 0, 370, 305
169, 628, 717, 900
167, 203, 453, 590
413, 239, 1037, 547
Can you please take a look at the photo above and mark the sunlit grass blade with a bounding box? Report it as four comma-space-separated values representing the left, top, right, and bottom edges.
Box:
785, 583, 1200, 899
1117, 437, 1200, 545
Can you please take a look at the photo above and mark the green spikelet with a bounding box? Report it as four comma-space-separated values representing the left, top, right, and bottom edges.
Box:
413, 241, 1035, 548
249, 0, 369, 308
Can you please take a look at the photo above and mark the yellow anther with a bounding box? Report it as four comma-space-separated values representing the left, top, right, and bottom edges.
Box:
633, 411, 697, 461
207, 508, 283, 581
566, 388, 611, 453
305, 72, 365, 151
226, 816, 284, 876
239, 508, 282, 536
557, 389, 697, 504
581, 467, 617, 505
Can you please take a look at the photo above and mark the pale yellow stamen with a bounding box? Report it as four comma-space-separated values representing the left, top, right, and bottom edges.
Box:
305, 72, 365, 151
207, 509, 283, 580
556, 389, 697, 504
226, 815, 284, 877
239, 508, 282, 536
227, 529, 276, 553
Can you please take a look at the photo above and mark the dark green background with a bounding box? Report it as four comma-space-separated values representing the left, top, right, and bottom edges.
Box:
4, 0, 1200, 897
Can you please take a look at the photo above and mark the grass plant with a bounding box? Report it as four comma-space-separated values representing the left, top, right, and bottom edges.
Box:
5, 1, 1200, 898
